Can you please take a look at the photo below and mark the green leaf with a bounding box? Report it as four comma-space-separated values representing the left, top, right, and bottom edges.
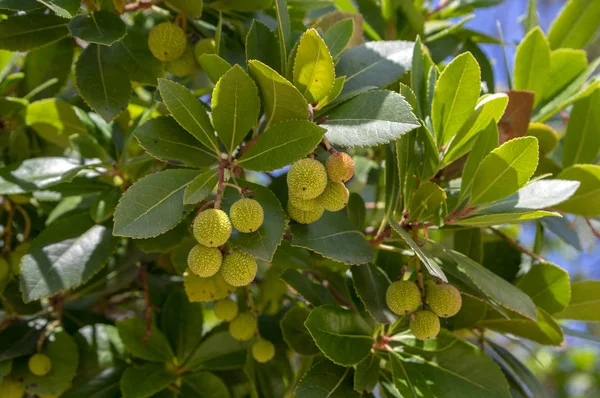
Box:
120, 363, 177, 398
212, 65, 261, 153
117, 318, 174, 362
554, 164, 600, 216
62, 367, 123, 398
562, 87, 600, 167
408, 181, 446, 224
391, 334, 511, 398
323, 90, 420, 147
432, 52, 481, 145
0, 360, 11, 380
295, 360, 359, 398
11, 331, 79, 396
135, 219, 188, 254
555, 280, 600, 321
238, 120, 326, 172
181, 372, 231, 398
20, 213, 118, 302
75, 44, 131, 122
39, 0, 80, 17
274, 0, 290, 71
305, 305, 373, 366
247, 60, 309, 128
411, 37, 434, 119
291, 211, 374, 265
547, 0, 600, 49
280, 305, 321, 355
513, 27, 551, 106
280, 269, 337, 307
322, 18, 354, 58
198, 53, 232, 84
109, 29, 165, 86
214, 0, 271, 11
515, 263, 570, 314
26, 99, 86, 147
0, 0, 40, 10
543, 49, 587, 101
315, 75, 345, 110
161, 290, 203, 363
0, 157, 81, 194
542, 216, 582, 251
90, 188, 120, 224
21, 38, 73, 100
354, 354, 380, 393
452, 211, 559, 228
527, 122, 558, 155
391, 224, 447, 282
68, 11, 127, 46
469, 137, 539, 206
221, 180, 285, 261
165, 0, 203, 17
72, 324, 124, 380
185, 332, 246, 372
479, 307, 563, 346
336, 40, 414, 94
246, 20, 281, 73
158, 78, 220, 154
459, 122, 498, 201
351, 264, 397, 324
293, 29, 335, 104
134, 116, 217, 168
184, 169, 218, 205
113, 169, 198, 238
0, 14, 69, 51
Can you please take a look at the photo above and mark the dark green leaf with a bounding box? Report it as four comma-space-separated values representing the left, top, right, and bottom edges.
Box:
354, 354, 380, 393
120, 363, 176, 398
280, 269, 337, 307
117, 318, 174, 362
479, 307, 563, 346
322, 18, 354, 58
184, 169, 218, 205
391, 224, 447, 282
181, 372, 231, 398
161, 290, 203, 363
91, 188, 121, 223
295, 360, 359, 398
165, 0, 203, 17
246, 20, 281, 73
135, 219, 188, 254
0, 14, 69, 51
109, 29, 164, 86
21, 38, 73, 100
351, 264, 397, 324
185, 332, 246, 372
280, 305, 320, 355
68, 11, 127, 46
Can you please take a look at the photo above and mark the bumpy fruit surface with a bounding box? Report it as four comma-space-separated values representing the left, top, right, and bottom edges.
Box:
0, 377, 25, 398
317, 181, 349, 212
214, 298, 238, 321
28, 353, 52, 376
288, 195, 319, 211
9, 242, 30, 276
184, 272, 235, 302
252, 339, 275, 363
287, 202, 324, 224
229, 312, 257, 341
194, 38, 216, 63
193, 209, 232, 247
287, 158, 328, 200
188, 244, 222, 277
167, 45, 197, 77
386, 280, 421, 315
220, 251, 258, 287
0, 257, 9, 281
410, 310, 440, 340
427, 284, 462, 318
230, 198, 264, 233
148, 22, 187, 61
326, 152, 354, 183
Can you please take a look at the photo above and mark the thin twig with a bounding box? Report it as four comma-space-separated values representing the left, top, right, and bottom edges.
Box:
214, 164, 226, 210
3, 202, 14, 254
412, 228, 427, 308
14, 204, 31, 241
585, 218, 600, 239
490, 227, 547, 263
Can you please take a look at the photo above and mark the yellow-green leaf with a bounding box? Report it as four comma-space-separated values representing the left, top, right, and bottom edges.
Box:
293, 29, 335, 104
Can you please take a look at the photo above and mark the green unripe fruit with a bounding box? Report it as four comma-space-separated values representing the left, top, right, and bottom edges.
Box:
214, 298, 238, 321
427, 284, 462, 318
287, 202, 324, 224
229, 312, 257, 341
288, 195, 320, 211
148, 22, 187, 61
0, 257, 9, 281
326, 152, 354, 183
252, 339, 275, 363
0, 377, 25, 398
28, 353, 52, 376
410, 310, 440, 341
230, 198, 264, 233
9, 242, 30, 276
193, 209, 232, 247
184, 271, 235, 302
167, 45, 197, 77
386, 280, 421, 315
188, 244, 222, 277
194, 38, 216, 64
287, 158, 328, 200
317, 182, 349, 212
220, 250, 258, 287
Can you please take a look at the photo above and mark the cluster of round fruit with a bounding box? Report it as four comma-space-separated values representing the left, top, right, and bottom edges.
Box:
188, 198, 264, 287
148, 22, 216, 77
0, 352, 52, 397
286, 152, 354, 224
213, 298, 275, 363
386, 279, 462, 340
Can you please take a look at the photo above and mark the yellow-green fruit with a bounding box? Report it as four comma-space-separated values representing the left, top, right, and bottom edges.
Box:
167, 45, 197, 77
317, 182, 349, 212
28, 353, 52, 376
184, 271, 235, 302
427, 284, 462, 318
0, 377, 25, 398
193, 209, 232, 247
409, 310, 440, 341
188, 244, 222, 277
288, 195, 320, 211
194, 38, 216, 63
229, 312, 257, 341
220, 251, 257, 287
230, 198, 264, 233
0, 257, 9, 281
326, 152, 354, 183
9, 242, 30, 276
386, 280, 421, 315
287, 202, 324, 224
148, 22, 187, 61
214, 298, 238, 321
252, 339, 275, 363
287, 158, 328, 199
